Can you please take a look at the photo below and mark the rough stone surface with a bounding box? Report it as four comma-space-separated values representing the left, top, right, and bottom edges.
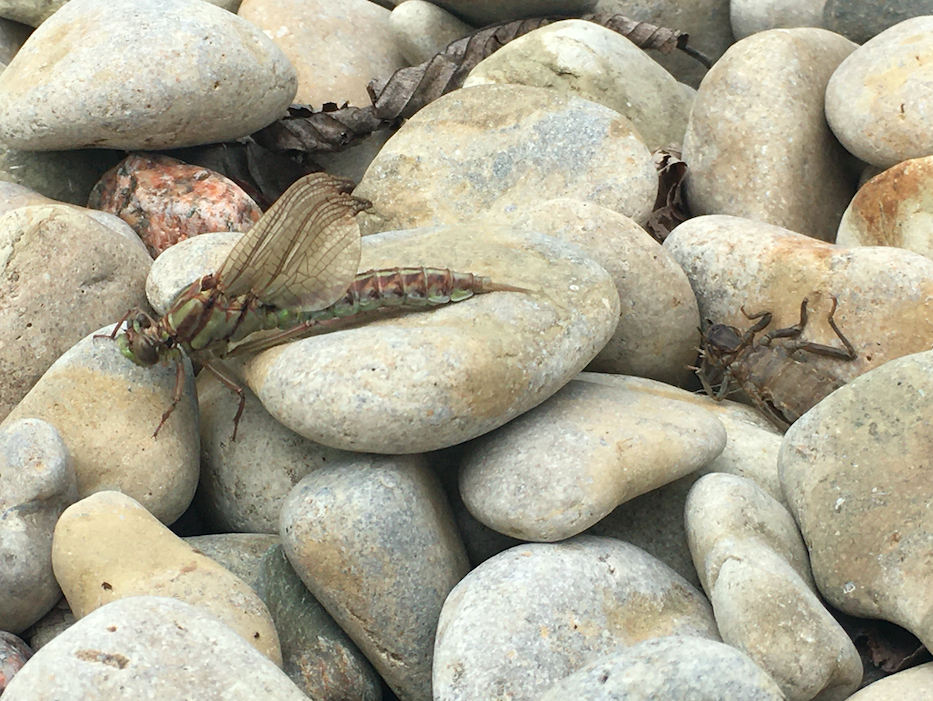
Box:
196, 373, 355, 533
433, 536, 719, 701
848, 662, 933, 700
183, 533, 279, 590
355, 84, 657, 234
822, 0, 933, 43
664, 215, 933, 398
459, 377, 726, 541
1, 597, 306, 701
390, 0, 472, 65
0, 419, 77, 634
463, 19, 692, 151
825, 16, 933, 168
242, 225, 619, 453
497, 198, 699, 384
238, 0, 405, 108
780, 350, 933, 652
52, 491, 282, 664
255, 544, 383, 701
537, 636, 785, 700
683, 28, 858, 242
731, 0, 826, 39
0, 0, 243, 26
0, 204, 151, 421
0, 0, 297, 150
4, 325, 199, 525
280, 454, 469, 701
836, 156, 933, 259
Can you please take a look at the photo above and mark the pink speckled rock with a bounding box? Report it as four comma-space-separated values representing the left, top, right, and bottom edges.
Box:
88, 153, 262, 257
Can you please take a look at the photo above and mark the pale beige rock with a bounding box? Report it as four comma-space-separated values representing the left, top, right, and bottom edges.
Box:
706, 541, 862, 700
431, 0, 595, 25
0, 205, 150, 422
686, 473, 812, 595
459, 377, 726, 542
355, 83, 657, 234
390, 0, 472, 65
464, 19, 691, 151
243, 225, 620, 453
826, 17, 933, 169
684, 28, 857, 242
836, 156, 933, 259
780, 350, 933, 651
0, 0, 297, 150
0, 0, 241, 25
239, 0, 406, 108
4, 326, 199, 525
498, 198, 698, 384
848, 663, 933, 700
52, 491, 282, 664
664, 215, 933, 394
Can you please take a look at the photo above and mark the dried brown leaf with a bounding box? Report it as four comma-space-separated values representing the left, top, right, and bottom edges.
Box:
645, 145, 690, 242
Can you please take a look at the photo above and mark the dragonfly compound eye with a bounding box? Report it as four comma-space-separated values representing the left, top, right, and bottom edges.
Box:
115, 332, 160, 367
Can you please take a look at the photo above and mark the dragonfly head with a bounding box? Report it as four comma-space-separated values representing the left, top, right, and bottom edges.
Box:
115, 313, 167, 367
703, 323, 744, 364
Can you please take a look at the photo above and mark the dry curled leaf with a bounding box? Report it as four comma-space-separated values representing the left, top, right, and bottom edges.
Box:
645, 145, 690, 243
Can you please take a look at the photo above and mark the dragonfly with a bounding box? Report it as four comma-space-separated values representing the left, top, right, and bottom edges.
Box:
104, 172, 523, 440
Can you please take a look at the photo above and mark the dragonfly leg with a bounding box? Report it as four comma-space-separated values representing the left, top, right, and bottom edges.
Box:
95, 308, 135, 340
203, 361, 247, 442
153, 358, 186, 439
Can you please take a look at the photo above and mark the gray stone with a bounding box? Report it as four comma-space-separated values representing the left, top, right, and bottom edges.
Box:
459, 378, 726, 542
355, 83, 657, 234
463, 19, 692, 151
242, 225, 619, 453
280, 454, 469, 701
238, 0, 405, 108
390, 0, 472, 65
3, 325, 199, 525
196, 373, 354, 534
1, 597, 306, 700
731, 0, 826, 39
594, 0, 733, 88
498, 198, 699, 384
849, 662, 933, 700
537, 635, 785, 700
0, 0, 242, 26
184, 533, 279, 589
255, 544, 382, 701
663, 215, 933, 408
825, 17, 933, 169
780, 350, 933, 652
0, 0, 296, 150
823, 0, 933, 43
20, 598, 74, 649
434, 536, 719, 701
0, 18, 29, 63
0, 419, 77, 634
0, 204, 151, 421
683, 28, 858, 242
836, 156, 933, 260
430, 0, 595, 25
0, 148, 119, 205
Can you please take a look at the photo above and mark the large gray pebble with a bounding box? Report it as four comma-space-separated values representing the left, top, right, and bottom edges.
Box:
731, 0, 826, 39
595, 0, 733, 88
664, 215, 933, 393
3, 326, 199, 525
463, 19, 692, 151
390, 0, 472, 65
0, 205, 150, 421
537, 635, 785, 700
684, 28, 857, 242
0, 419, 77, 634
197, 373, 354, 533
822, 0, 933, 43
849, 662, 933, 700
459, 377, 726, 541
780, 350, 933, 652
430, 0, 595, 25
355, 83, 657, 234
825, 16, 933, 168
238, 0, 405, 108
1, 597, 307, 701
0, 0, 296, 150
280, 454, 469, 701
498, 198, 699, 384
243, 225, 619, 453
255, 545, 383, 701
434, 536, 718, 701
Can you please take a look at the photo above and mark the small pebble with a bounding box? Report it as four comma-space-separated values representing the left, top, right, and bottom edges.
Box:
0, 631, 33, 693
389, 0, 472, 65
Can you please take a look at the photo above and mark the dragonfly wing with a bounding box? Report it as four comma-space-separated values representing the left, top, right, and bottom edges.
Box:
218, 172, 371, 310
